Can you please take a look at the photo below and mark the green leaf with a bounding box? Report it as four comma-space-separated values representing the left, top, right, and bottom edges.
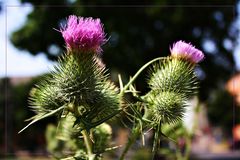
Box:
19, 105, 65, 133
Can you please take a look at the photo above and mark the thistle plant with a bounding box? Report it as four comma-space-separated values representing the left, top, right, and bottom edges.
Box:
20, 15, 121, 160
20, 15, 204, 160
119, 41, 204, 160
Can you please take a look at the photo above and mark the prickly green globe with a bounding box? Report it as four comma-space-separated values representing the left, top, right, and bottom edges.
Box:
29, 51, 121, 130
148, 58, 198, 98
29, 80, 64, 116
146, 91, 187, 125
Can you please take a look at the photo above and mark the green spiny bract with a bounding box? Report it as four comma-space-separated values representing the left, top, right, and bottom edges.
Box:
82, 80, 121, 126
52, 52, 107, 106
29, 75, 65, 116
148, 58, 198, 97
29, 51, 121, 130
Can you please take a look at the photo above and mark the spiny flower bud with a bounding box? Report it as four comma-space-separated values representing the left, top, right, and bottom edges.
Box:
148, 58, 198, 98
147, 91, 187, 124
61, 15, 106, 53
170, 40, 204, 63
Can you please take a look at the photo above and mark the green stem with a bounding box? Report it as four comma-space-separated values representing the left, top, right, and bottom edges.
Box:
152, 122, 161, 160
118, 57, 166, 159
119, 125, 141, 160
119, 136, 136, 160
73, 105, 95, 160
18, 105, 65, 133
176, 147, 183, 160
183, 133, 191, 160
82, 129, 95, 160
120, 57, 165, 96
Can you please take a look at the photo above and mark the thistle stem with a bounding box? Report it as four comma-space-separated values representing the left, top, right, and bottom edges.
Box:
119, 125, 141, 160
184, 133, 191, 160
120, 57, 166, 96
152, 122, 162, 160
119, 136, 136, 160
119, 57, 166, 159
82, 129, 95, 160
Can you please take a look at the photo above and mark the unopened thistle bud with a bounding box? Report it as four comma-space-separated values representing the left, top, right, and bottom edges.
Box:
147, 91, 187, 124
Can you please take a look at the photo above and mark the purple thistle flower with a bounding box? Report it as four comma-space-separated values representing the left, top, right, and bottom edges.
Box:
170, 40, 204, 63
60, 15, 106, 53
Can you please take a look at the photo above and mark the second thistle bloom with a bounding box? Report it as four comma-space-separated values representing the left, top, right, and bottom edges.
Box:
61, 15, 106, 53
170, 40, 204, 63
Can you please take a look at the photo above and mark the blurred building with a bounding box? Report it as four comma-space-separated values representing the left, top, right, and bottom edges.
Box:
226, 73, 240, 106
226, 73, 240, 148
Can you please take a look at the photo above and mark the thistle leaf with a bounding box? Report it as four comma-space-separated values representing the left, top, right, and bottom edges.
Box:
92, 123, 112, 153
19, 105, 65, 133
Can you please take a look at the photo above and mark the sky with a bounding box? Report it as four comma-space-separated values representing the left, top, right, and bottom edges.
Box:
0, 0, 240, 78
0, 0, 55, 77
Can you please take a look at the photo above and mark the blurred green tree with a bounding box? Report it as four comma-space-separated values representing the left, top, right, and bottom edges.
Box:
10, 0, 238, 132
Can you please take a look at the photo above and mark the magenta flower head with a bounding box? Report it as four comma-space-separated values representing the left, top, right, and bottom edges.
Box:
170, 40, 204, 63
60, 15, 106, 53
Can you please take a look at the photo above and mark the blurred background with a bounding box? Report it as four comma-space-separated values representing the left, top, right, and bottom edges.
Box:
1, 0, 240, 159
